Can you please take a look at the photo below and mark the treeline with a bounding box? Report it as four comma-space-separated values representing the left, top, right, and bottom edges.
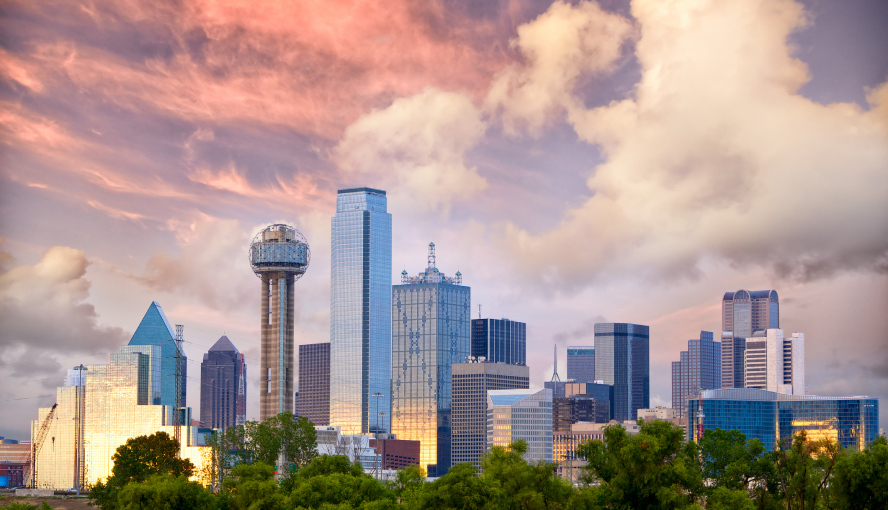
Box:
86, 416, 887, 510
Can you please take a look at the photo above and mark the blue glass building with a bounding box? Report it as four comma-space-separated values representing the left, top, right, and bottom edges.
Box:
689, 388, 879, 451
470, 318, 525, 365
391, 243, 470, 477
672, 331, 721, 418
567, 346, 595, 383
330, 188, 392, 434
594, 323, 649, 421
127, 301, 185, 408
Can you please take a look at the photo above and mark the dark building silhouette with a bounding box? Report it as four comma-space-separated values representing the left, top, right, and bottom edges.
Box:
567, 346, 595, 383
471, 318, 526, 365
298, 342, 330, 426
200, 336, 246, 430
594, 323, 649, 421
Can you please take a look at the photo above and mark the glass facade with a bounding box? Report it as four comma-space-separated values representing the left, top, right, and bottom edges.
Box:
470, 318, 526, 365
391, 249, 470, 477
721, 290, 779, 388
127, 301, 185, 407
298, 342, 330, 426
330, 188, 392, 435
671, 331, 720, 418
688, 388, 879, 452
594, 323, 649, 421
487, 389, 553, 463
567, 346, 595, 383
200, 336, 246, 430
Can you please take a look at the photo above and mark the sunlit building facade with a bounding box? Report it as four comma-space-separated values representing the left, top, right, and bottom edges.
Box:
330, 188, 392, 434
594, 323, 649, 421
688, 388, 879, 452
31, 303, 204, 489
391, 243, 470, 477
487, 388, 553, 463
127, 301, 185, 407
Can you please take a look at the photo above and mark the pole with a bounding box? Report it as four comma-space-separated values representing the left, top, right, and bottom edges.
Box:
372, 392, 383, 480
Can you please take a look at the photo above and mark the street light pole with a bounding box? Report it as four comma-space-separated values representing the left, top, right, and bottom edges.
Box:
372, 392, 383, 480
378, 412, 386, 480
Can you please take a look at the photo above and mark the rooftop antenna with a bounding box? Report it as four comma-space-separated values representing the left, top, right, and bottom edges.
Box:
478, 304, 482, 319
428, 242, 436, 270
550, 344, 561, 382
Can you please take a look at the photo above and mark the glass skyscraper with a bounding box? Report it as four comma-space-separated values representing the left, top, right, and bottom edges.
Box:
671, 331, 721, 418
688, 388, 879, 452
391, 243, 470, 476
330, 188, 392, 435
298, 342, 330, 426
127, 301, 186, 408
721, 290, 779, 388
470, 318, 526, 365
567, 346, 595, 383
487, 388, 553, 463
200, 336, 246, 430
594, 323, 649, 421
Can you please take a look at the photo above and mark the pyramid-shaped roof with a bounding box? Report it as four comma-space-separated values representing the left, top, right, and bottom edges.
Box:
128, 301, 176, 346
209, 335, 239, 353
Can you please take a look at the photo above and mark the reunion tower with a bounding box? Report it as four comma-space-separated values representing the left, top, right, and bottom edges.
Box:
250, 224, 310, 421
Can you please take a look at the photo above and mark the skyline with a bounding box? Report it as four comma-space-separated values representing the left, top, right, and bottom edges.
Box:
1, 0, 887, 441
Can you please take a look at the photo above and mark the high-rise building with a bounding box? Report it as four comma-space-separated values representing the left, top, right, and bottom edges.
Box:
671, 331, 721, 418
594, 323, 649, 421
487, 389, 553, 463
199, 336, 246, 430
127, 301, 186, 407
249, 224, 310, 421
391, 243, 470, 477
330, 187, 392, 435
451, 361, 529, 467
689, 388, 879, 451
470, 318, 526, 365
721, 290, 779, 389
743, 329, 805, 395
567, 346, 595, 383
298, 342, 330, 426
564, 381, 614, 421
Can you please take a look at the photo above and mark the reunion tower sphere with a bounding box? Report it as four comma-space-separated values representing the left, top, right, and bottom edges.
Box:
249, 224, 310, 279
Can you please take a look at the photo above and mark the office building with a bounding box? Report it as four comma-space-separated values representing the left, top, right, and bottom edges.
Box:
487, 389, 553, 463
298, 342, 331, 426
250, 224, 310, 420
330, 188, 392, 435
0, 440, 29, 488
369, 438, 422, 470
689, 389, 879, 451
553, 421, 639, 466
30, 303, 205, 490
567, 346, 595, 383
470, 318, 526, 365
553, 396, 608, 434
744, 329, 805, 395
594, 323, 649, 421
391, 243, 470, 476
671, 331, 721, 418
127, 301, 185, 408
721, 290, 779, 389
564, 381, 614, 421
452, 362, 529, 466
199, 336, 247, 430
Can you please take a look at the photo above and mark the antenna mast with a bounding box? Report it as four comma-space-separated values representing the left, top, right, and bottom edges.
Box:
550, 344, 561, 382
428, 242, 436, 269
174, 324, 184, 456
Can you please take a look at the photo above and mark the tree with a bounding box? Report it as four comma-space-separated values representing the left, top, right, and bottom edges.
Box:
773, 431, 842, 510
413, 462, 499, 510
825, 435, 888, 510
480, 440, 574, 510
116, 474, 216, 510
698, 428, 779, 508
221, 462, 285, 510
90, 431, 195, 510
286, 455, 395, 509
387, 464, 425, 505
575, 419, 705, 509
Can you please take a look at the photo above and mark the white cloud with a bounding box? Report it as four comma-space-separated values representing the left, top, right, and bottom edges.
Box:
334, 87, 488, 216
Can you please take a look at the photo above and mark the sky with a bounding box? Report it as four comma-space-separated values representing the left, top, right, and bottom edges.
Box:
1, 0, 887, 440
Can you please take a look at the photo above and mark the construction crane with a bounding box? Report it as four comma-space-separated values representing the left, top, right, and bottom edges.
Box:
31, 403, 57, 488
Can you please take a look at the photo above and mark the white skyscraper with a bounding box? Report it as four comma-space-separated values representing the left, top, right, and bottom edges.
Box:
744, 329, 805, 395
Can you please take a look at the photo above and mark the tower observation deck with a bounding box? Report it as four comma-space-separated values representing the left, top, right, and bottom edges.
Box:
250, 224, 310, 421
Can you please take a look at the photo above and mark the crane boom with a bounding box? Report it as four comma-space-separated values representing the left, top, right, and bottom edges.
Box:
31, 403, 57, 488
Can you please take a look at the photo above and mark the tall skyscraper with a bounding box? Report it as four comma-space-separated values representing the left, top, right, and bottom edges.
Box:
671, 331, 721, 418
743, 329, 805, 395
451, 361, 529, 467
249, 224, 310, 421
127, 301, 185, 408
298, 342, 330, 426
567, 346, 595, 383
200, 336, 246, 430
721, 290, 779, 389
470, 318, 526, 365
391, 243, 470, 477
330, 187, 392, 435
487, 388, 553, 463
594, 323, 649, 421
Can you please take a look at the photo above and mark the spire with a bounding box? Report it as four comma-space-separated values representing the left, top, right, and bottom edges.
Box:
428, 242, 436, 270
550, 344, 561, 382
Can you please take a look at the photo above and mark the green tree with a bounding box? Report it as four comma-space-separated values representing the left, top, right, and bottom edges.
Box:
90, 431, 194, 510
242, 413, 317, 471
221, 462, 285, 510
480, 439, 574, 509
387, 464, 425, 505
286, 455, 395, 509
825, 435, 888, 510
413, 462, 499, 510
117, 473, 216, 510
575, 419, 705, 510
698, 428, 779, 508
773, 431, 842, 510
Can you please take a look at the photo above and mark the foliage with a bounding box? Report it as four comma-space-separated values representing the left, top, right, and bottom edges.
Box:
412, 462, 498, 510
117, 473, 216, 510
576, 418, 705, 510
287, 455, 394, 509
480, 439, 574, 509
825, 434, 888, 509
90, 431, 194, 510
773, 431, 841, 510
221, 462, 285, 510
1, 502, 53, 510
386, 464, 425, 505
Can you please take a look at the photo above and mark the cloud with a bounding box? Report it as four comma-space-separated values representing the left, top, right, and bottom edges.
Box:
495, 0, 888, 291
334, 87, 489, 215
485, 0, 635, 136
0, 241, 127, 354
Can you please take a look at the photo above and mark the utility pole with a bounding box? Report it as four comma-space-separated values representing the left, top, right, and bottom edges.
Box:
372, 392, 383, 480
174, 324, 184, 457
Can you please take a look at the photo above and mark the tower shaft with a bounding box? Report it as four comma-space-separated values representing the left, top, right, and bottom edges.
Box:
260, 273, 295, 421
